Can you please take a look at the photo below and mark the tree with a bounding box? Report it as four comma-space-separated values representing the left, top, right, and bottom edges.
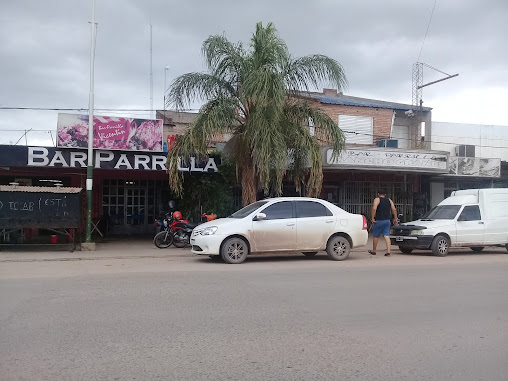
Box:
167, 22, 347, 206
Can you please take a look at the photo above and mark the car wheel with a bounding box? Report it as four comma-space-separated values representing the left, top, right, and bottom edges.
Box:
431, 235, 449, 257
399, 246, 413, 254
470, 247, 484, 252
153, 230, 173, 248
326, 236, 350, 261
302, 252, 318, 257
505, 244, 508, 253
221, 237, 249, 264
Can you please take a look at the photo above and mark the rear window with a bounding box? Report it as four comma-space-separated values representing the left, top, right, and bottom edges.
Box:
296, 201, 333, 217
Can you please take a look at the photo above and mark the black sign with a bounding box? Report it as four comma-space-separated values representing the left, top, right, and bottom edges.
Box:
0, 145, 220, 172
0, 191, 82, 228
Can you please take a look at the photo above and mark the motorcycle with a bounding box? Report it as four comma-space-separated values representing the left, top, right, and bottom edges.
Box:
154, 210, 217, 249
153, 212, 175, 248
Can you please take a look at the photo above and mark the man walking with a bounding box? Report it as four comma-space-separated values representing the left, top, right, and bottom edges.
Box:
369, 189, 397, 256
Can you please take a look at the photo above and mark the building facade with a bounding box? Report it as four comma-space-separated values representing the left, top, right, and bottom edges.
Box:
427, 121, 507, 207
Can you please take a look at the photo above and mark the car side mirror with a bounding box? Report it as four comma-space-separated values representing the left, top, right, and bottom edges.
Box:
254, 213, 266, 221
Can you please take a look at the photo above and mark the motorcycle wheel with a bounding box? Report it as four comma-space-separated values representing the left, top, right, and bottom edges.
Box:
154, 230, 173, 248
173, 233, 188, 248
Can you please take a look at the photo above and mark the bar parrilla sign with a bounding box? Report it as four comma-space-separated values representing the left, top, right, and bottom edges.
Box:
326, 149, 448, 172
0, 146, 218, 173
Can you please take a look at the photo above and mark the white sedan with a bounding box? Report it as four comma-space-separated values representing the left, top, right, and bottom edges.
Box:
191, 197, 368, 264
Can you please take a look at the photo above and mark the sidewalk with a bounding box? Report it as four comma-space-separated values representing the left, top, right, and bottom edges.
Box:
0, 236, 376, 262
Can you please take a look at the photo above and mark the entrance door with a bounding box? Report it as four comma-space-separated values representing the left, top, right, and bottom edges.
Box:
124, 187, 146, 234
102, 179, 161, 235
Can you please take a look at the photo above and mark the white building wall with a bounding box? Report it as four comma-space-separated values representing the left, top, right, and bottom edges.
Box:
431, 122, 508, 161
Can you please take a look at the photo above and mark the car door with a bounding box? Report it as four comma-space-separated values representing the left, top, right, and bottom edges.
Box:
251, 201, 297, 252
295, 200, 335, 251
455, 205, 485, 245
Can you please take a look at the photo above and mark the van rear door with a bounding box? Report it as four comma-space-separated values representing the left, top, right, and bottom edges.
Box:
455, 205, 485, 245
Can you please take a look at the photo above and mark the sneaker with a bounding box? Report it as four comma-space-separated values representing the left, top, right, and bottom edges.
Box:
368, 250, 376, 255
385, 253, 391, 256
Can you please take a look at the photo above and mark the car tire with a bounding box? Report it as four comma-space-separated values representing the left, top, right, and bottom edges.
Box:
302, 252, 318, 257
221, 237, 249, 264
399, 246, 413, 254
470, 247, 484, 252
153, 230, 173, 248
505, 244, 508, 253
326, 236, 350, 261
431, 235, 449, 257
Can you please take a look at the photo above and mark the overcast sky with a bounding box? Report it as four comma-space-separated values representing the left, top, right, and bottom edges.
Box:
1, 0, 507, 146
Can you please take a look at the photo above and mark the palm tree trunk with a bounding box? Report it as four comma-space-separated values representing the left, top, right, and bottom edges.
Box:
241, 163, 257, 206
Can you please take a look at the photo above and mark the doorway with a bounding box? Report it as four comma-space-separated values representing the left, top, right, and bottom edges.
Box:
102, 179, 166, 235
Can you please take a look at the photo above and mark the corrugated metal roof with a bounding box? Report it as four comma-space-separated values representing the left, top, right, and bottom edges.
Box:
301, 92, 432, 112
0, 186, 82, 193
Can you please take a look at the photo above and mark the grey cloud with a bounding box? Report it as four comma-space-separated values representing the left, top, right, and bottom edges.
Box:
1, 0, 507, 144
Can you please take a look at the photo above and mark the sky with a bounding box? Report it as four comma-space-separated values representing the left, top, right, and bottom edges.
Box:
1, 0, 507, 146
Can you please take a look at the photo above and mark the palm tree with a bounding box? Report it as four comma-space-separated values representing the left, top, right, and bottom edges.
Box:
167, 22, 347, 206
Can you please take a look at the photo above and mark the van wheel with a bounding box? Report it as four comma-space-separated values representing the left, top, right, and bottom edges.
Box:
431, 235, 449, 257
303, 252, 318, 256
470, 247, 484, 252
326, 236, 350, 261
221, 237, 249, 264
399, 247, 413, 254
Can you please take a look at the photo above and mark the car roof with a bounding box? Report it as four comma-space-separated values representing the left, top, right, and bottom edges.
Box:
262, 197, 328, 202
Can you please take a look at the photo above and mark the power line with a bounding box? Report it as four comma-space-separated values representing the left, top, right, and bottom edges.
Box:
0, 106, 200, 112
417, 0, 438, 62
2, 127, 508, 149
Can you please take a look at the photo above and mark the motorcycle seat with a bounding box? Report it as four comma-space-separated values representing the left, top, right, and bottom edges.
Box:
185, 222, 199, 229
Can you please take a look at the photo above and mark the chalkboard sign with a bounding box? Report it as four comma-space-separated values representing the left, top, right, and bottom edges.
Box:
0, 188, 82, 228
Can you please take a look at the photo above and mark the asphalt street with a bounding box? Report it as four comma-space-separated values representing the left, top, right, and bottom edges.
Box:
1, 248, 508, 380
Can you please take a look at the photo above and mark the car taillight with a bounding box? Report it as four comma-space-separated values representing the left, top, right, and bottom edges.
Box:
362, 215, 367, 230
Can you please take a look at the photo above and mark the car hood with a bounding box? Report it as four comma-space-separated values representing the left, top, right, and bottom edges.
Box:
194, 218, 239, 230
401, 219, 455, 230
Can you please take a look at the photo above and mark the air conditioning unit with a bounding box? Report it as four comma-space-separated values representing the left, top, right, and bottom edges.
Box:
378, 139, 399, 148
455, 145, 475, 157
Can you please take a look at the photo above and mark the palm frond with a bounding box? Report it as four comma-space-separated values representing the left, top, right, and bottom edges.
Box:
202, 35, 245, 84
285, 54, 348, 93
168, 73, 236, 110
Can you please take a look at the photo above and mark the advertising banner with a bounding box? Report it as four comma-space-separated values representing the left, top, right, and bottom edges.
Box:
325, 148, 448, 173
57, 113, 163, 152
447, 157, 501, 177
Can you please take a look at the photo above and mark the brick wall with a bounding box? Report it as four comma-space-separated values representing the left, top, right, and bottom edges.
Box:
316, 103, 393, 147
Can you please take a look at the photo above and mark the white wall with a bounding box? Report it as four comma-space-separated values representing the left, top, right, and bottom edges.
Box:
430, 122, 508, 161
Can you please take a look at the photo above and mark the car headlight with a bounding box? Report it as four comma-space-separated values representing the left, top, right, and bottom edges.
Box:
200, 226, 218, 236
411, 230, 424, 236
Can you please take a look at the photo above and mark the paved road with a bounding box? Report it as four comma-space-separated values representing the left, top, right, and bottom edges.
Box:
1, 251, 508, 380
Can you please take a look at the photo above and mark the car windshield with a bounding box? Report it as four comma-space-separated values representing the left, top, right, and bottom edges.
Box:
229, 201, 268, 218
422, 205, 461, 220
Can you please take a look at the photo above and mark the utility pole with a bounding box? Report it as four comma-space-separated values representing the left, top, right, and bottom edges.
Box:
86, 0, 97, 244
150, 23, 153, 118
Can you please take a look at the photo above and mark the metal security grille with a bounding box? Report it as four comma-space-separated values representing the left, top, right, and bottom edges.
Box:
102, 179, 164, 234
339, 181, 413, 220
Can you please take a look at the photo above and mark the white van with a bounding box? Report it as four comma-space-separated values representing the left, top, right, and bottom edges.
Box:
390, 188, 508, 256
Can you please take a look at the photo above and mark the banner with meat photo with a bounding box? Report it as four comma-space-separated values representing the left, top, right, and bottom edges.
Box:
57, 113, 163, 152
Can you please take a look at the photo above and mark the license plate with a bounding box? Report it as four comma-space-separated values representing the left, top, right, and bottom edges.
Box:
396, 236, 404, 242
